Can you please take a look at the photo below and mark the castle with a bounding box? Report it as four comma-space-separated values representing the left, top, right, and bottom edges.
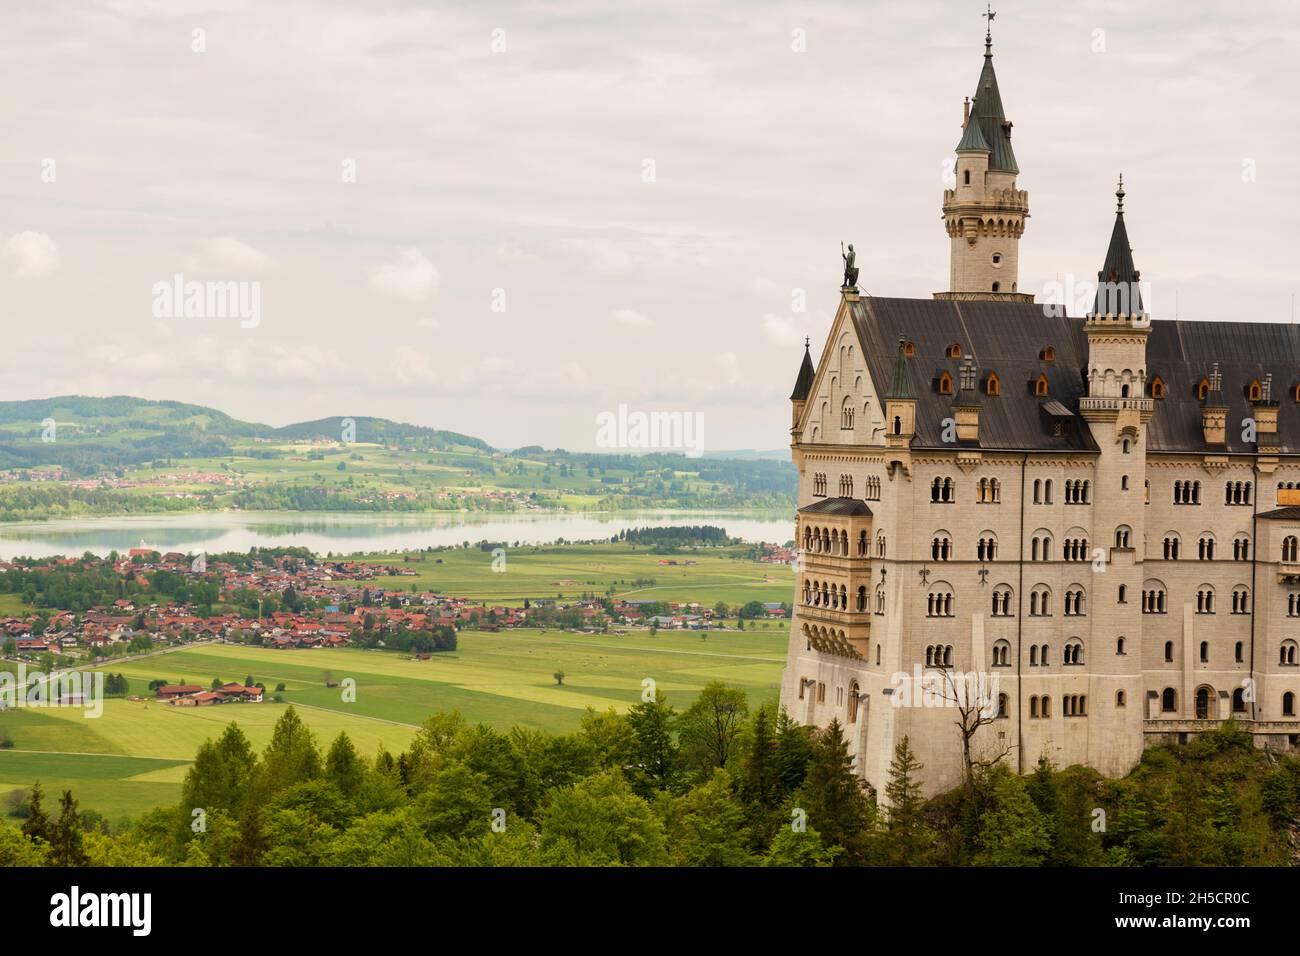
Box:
779, 24, 1300, 796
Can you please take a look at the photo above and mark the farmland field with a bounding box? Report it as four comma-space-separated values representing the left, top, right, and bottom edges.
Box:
338, 542, 795, 606
0, 629, 786, 821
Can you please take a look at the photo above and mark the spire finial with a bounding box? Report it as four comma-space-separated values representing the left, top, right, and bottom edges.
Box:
983, 4, 996, 54
1116, 173, 1125, 214
804, 336, 810, 350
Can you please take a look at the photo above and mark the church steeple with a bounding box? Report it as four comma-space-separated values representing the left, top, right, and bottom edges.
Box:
938, 16, 1029, 301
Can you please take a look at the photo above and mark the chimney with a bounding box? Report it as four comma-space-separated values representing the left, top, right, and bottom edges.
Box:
951, 359, 983, 443
1201, 363, 1228, 446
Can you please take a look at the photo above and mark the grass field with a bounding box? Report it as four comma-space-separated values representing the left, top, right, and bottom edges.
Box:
340, 542, 795, 606
0, 629, 786, 821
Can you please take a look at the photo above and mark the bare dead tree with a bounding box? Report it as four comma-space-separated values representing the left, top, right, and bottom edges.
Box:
933, 665, 1014, 790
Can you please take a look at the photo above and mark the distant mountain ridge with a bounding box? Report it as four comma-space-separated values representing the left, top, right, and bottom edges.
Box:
0, 395, 493, 471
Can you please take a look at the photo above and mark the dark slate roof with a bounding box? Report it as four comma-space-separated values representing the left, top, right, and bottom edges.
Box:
790, 342, 815, 401
1257, 507, 1300, 521
852, 297, 1093, 451
848, 296, 1300, 455
1144, 319, 1300, 453
798, 497, 873, 516
969, 48, 1017, 173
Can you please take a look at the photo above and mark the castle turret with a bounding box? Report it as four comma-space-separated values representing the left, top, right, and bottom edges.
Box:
884, 339, 916, 447
938, 24, 1030, 300
789, 337, 815, 434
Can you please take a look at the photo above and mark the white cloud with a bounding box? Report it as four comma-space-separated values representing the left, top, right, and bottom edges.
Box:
761, 313, 810, 347
611, 308, 652, 327
416, 317, 440, 329
5, 231, 60, 278
190, 236, 273, 273
372, 248, 439, 302
717, 351, 742, 386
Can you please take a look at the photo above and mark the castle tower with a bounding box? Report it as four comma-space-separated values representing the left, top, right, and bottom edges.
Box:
939, 23, 1030, 300
1078, 176, 1150, 776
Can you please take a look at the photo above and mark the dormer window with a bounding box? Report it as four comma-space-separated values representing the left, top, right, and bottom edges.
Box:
946, 343, 962, 359
1151, 376, 1166, 399
1248, 379, 1262, 401
985, 372, 1000, 396
1197, 378, 1210, 401
1039, 347, 1055, 362
1293, 383, 1300, 402
903, 341, 916, 357
1033, 374, 1049, 398
938, 372, 953, 395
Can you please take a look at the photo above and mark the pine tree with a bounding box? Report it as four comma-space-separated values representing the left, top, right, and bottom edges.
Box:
21, 782, 49, 844
883, 736, 934, 865
796, 719, 874, 864
259, 706, 321, 794
325, 732, 366, 799
774, 708, 812, 794
48, 790, 88, 866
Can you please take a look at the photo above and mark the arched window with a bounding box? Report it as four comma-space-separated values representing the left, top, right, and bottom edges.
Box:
937, 372, 953, 395
1231, 586, 1250, 615
991, 585, 1013, 617
1063, 640, 1084, 665
946, 343, 962, 359
992, 639, 1011, 667
1249, 379, 1262, 401
1284, 536, 1299, 563
847, 681, 860, 723
997, 693, 1009, 718
926, 584, 955, 618
1281, 640, 1298, 666
1196, 377, 1210, 400
931, 532, 952, 561
1150, 376, 1166, 399
985, 372, 1000, 396
1285, 692, 1296, 717
1195, 586, 1215, 614
840, 397, 854, 430
1029, 585, 1051, 617
1116, 636, 1126, 655
1161, 688, 1177, 713
1115, 525, 1132, 548
1116, 690, 1127, 707
1033, 374, 1049, 397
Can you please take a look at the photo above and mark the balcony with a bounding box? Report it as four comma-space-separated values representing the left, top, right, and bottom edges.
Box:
1078, 397, 1154, 414
1279, 562, 1300, 583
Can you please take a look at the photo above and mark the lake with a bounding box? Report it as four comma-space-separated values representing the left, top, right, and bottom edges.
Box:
0, 511, 794, 560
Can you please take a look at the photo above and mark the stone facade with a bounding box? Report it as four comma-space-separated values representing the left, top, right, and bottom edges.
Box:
779, 37, 1300, 799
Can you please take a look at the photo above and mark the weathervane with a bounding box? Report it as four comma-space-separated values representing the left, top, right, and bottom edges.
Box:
983, 4, 996, 51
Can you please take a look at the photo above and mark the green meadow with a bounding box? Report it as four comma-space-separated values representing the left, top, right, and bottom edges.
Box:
0, 629, 786, 821
337, 541, 794, 606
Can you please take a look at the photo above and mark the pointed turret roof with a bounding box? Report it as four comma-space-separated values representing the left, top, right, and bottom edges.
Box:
967, 33, 1018, 172
1092, 176, 1144, 316
886, 338, 915, 399
956, 111, 990, 152
789, 338, 815, 401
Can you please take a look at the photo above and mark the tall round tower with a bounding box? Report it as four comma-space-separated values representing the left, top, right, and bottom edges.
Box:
938, 25, 1030, 300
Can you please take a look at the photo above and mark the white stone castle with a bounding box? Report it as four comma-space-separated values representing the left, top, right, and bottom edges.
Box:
779, 24, 1300, 797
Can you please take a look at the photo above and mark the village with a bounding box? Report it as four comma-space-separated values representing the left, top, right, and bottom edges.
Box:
0, 546, 792, 684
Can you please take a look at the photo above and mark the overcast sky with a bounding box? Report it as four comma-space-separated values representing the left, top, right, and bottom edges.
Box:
1, 0, 1297, 452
